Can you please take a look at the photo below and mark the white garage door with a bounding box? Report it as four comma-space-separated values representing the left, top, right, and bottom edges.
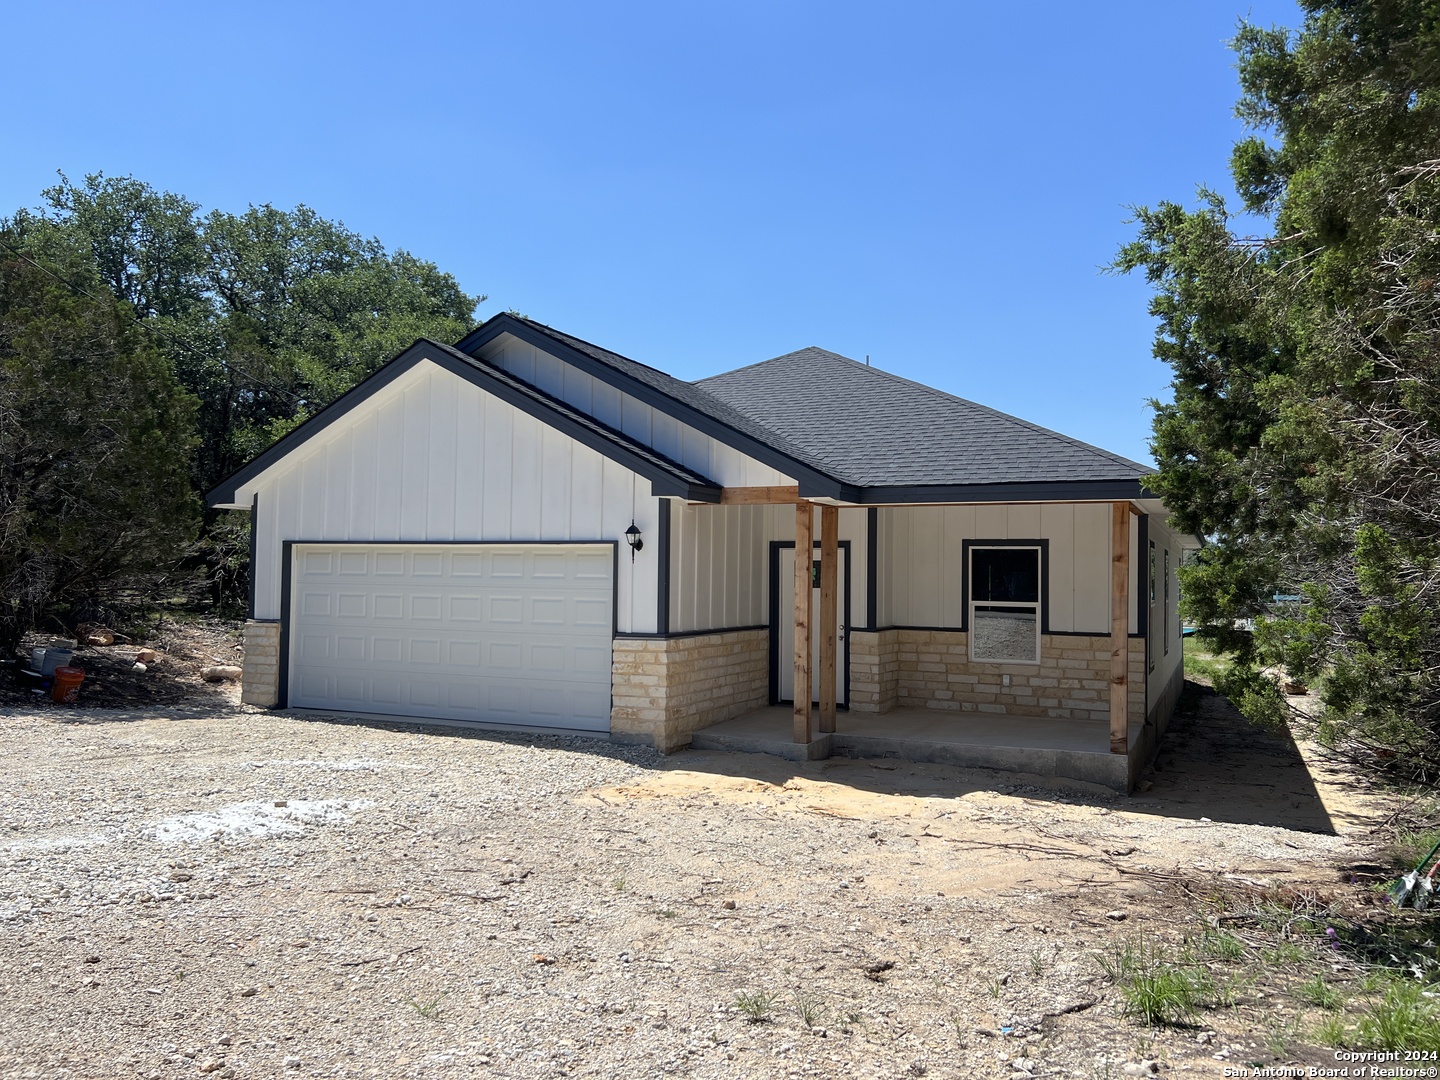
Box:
288, 544, 614, 731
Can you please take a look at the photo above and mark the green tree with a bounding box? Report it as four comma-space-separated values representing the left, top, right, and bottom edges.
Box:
1116, 1, 1440, 780
0, 222, 198, 653
29, 173, 484, 610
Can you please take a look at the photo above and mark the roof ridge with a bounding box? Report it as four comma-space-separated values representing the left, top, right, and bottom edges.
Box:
698, 345, 854, 383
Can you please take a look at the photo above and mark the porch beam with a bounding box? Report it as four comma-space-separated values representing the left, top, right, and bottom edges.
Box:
1110, 501, 1130, 755
793, 502, 813, 743
818, 504, 839, 734
718, 485, 802, 505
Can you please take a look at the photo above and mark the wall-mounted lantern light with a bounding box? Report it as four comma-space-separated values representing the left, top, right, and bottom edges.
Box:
625, 521, 643, 562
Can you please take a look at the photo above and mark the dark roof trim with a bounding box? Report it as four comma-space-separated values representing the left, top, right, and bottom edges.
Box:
458, 314, 850, 499
854, 479, 1154, 505
206, 340, 722, 507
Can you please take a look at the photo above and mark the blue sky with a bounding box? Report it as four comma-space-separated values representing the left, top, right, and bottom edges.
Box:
5, 1, 1301, 466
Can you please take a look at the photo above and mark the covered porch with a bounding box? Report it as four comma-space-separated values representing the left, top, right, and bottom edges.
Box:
689, 705, 1144, 793
761, 496, 1147, 791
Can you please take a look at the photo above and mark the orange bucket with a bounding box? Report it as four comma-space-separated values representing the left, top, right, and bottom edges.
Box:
50, 666, 85, 704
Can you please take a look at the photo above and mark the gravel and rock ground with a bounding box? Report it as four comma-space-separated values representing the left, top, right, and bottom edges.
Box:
0, 687, 1408, 1079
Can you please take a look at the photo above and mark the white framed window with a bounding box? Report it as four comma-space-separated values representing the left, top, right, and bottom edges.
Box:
968, 545, 1041, 664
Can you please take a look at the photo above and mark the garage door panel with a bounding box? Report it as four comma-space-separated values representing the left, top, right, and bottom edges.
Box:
375, 552, 406, 575
450, 596, 483, 620
530, 597, 567, 624
491, 553, 525, 578
338, 551, 369, 574
289, 543, 612, 731
574, 597, 611, 628
303, 551, 334, 575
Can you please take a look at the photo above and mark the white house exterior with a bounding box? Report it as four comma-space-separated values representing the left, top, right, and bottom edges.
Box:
210, 314, 1193, 792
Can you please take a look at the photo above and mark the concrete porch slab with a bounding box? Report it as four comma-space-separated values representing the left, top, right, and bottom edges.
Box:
688, 706, 1140, 792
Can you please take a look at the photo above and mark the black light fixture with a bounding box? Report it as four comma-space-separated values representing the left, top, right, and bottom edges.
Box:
625, 520, 643, 562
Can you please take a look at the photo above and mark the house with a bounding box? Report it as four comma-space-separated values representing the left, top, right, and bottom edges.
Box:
208, 314, 1194, 792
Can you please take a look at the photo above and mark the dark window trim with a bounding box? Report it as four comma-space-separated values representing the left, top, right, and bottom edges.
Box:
959, 539, 1050, 634
768, 539, 852, 708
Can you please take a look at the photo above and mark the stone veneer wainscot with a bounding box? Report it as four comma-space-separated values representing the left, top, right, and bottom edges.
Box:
240, 620, 282, 707
611, 629, 769, 753
846, 629, 1145, 726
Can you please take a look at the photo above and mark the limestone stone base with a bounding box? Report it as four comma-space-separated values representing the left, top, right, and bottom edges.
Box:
241, 620, 281, 707
611, 629, 769, 753
846, 628, 1144, 726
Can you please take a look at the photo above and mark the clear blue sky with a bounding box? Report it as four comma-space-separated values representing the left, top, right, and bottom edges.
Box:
5, 1, 1301, 466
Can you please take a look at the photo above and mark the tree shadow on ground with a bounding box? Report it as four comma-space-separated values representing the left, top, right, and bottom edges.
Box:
655, 682, 1350, 835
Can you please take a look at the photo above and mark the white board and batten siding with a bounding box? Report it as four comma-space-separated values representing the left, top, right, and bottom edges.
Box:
478, 333, 795, 490
880, 503, 1142, 634
665, 503, 869, 634
1144, 515, 1187, 707
244, 360, 661, 633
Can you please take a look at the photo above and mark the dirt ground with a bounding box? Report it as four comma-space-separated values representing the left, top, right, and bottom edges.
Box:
0, 686, 1405, 1079
3, 620, 244, 712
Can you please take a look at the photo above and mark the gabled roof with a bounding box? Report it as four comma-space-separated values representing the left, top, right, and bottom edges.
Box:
457, 315, 855, 499
205, 338, 722, 508
696, 347, 1154, 500
210, 314, 1157, 511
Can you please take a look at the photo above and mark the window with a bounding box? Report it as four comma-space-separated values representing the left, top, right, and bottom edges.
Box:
1163, 549, 1171, 655
969, 546, 1040, 663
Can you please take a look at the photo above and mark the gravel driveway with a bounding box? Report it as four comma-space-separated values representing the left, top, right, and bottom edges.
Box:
0, 701, 1382, 1079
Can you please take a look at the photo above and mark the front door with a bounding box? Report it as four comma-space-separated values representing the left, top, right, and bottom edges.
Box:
775, 543, 848, 706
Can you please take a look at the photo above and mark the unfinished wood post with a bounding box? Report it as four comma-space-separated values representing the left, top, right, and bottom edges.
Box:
793, 502, 813, 744
818, 504, 839, 734
1110, 501, 1130, 755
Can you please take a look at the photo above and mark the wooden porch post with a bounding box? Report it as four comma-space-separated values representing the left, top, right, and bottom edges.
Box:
793, 502, 813, 744
818, 504, 839, 734
1110, 501, 1130, 755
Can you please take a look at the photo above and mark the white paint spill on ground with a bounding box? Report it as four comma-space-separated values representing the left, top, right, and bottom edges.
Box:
149, 799, 373, 845
259, 758, 426, 772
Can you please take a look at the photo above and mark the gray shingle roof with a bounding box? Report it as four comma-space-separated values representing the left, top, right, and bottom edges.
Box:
695, 347, 1153, 488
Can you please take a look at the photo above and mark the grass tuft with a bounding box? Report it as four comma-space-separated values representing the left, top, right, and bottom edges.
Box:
1356, 979, 1440, 1051
1097, 937, 1214, 1027
734, 989, 776, 1024
1299, 975, 1345, 1011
